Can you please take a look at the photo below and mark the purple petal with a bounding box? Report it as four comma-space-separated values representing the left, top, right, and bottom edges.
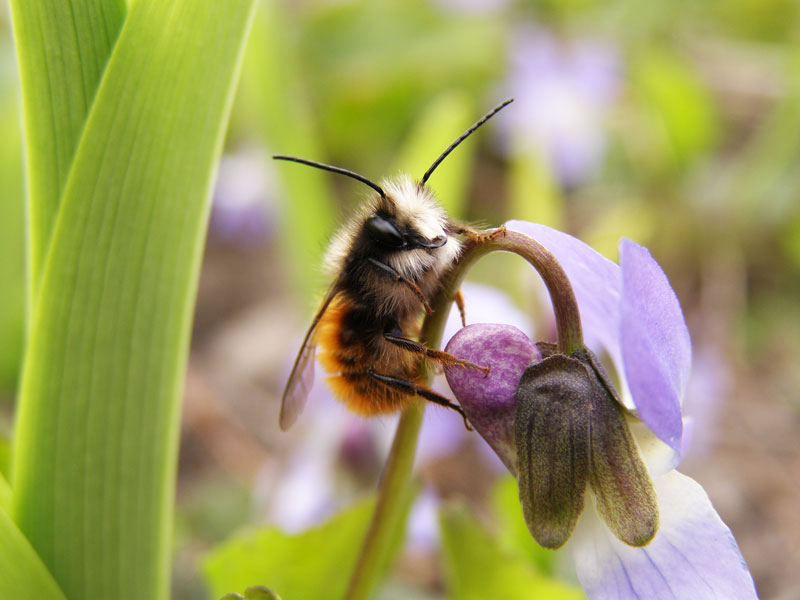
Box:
444, 324, 540, 473
620, 239, 691, 455
570, 471, 757, 600
505, 221, 623, 367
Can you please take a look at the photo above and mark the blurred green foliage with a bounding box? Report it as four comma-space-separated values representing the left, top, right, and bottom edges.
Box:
438, 501, 584, 600
204, 492, 411, 600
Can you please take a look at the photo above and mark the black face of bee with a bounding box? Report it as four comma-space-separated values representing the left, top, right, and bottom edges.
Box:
366, 214, 405, 248
365, 213, 447, 251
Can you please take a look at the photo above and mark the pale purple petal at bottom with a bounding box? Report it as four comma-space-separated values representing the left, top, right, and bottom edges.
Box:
506, 221, 623, 367
570, 470, 758, 600
620, 240, 691, 455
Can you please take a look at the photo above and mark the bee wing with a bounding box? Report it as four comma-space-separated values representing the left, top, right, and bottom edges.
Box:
279, 287, 340, 431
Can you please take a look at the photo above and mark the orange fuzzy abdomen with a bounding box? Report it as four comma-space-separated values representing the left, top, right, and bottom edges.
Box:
315, 296, 418, 416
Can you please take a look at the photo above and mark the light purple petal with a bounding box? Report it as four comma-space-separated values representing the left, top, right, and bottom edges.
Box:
620, 239, 691, 455
505, 221, 623, 366
570, 471, 757, 600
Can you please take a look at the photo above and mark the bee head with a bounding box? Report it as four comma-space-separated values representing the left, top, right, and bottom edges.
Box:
366, 177, 449, 252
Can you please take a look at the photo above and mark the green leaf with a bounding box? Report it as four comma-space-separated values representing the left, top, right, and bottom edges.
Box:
392, 91, 475, 219
11, 1, 257, 599
8, 0, 126, 302
236, 1, 336, 300
632, 49, 719, 169
508, 148, 563, 231
0, 474, 11, 514
219, 586, 283, 600
204, 497, 378, 600
0, 507, 67, 599
492, 476, 559, 576
439, 503, 584, 600
0, 89, 25, 391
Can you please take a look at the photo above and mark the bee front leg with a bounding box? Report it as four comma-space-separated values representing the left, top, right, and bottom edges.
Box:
448, 223, 507, 244
367, 257, 433, 314
383, 333, 490, 376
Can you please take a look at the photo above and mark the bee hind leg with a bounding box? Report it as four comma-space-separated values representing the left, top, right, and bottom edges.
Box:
383, 333, 490, 376
367, 369, 472, 430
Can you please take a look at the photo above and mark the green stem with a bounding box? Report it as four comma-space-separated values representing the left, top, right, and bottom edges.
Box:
343, 402, 424, 600
343, 227, 584, 600
343, 268, 453, 600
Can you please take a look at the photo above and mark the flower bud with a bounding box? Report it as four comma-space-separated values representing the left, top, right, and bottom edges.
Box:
445, 324, 659, 550
444, 324, 540, 474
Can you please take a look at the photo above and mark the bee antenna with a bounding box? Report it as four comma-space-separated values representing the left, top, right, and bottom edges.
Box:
273, 155, 386, 198
419, 98, 514, 187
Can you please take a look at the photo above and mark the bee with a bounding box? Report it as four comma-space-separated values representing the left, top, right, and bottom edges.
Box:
275, 99, 512, 430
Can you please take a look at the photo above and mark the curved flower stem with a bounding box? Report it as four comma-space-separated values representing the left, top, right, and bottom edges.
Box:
344, 227, 584, 600
440, 228, 584, 355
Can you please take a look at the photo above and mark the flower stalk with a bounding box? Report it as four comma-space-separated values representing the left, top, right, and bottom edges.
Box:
344, 228, 585, 599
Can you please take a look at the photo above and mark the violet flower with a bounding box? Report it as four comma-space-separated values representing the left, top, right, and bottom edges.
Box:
210, 150, 277, 245
444, 221, 758, 599
503, 30, 621, 187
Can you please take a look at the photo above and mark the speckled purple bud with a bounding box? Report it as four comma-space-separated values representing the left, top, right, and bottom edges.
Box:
444, 324, 541, 474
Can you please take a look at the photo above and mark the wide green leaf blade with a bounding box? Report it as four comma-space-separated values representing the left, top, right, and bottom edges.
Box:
0, 89, 25, 391
0, 507, 66, 600
0, 474, 11, 513
204, 497, 376, 600
11, 1, 257, 599
9, 0, 126, 301
439, 503, 584, 600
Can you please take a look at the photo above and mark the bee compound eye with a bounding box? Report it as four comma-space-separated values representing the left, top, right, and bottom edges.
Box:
365, 214, 405, 248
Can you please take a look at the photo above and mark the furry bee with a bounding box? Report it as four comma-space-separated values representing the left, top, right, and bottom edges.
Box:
275, 99, 512, 430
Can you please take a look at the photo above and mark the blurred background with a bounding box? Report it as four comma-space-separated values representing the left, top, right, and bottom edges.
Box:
2, 0, 799, 598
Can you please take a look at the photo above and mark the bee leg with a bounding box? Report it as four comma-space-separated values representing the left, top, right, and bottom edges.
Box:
383, 333, 490, 376
367, 257, 434, 314
449, 223, 507, 244
367, 369, 473, 430
453, 288, 467, 327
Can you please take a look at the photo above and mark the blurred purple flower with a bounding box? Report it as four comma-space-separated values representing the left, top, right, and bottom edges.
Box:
444, 222, 758, 599
210, 150, 278, 245
503, 29, 621, 187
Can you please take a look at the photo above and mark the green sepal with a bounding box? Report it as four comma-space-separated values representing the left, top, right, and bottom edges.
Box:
577, 349, 659, 547
514, 354, 591, 549
514, 348, 659, 549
